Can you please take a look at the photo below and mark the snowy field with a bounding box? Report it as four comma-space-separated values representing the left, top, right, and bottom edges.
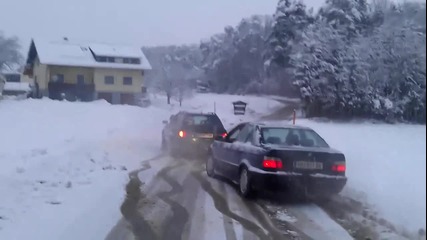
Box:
0, 94, 281, 239
295, 119, 426, 233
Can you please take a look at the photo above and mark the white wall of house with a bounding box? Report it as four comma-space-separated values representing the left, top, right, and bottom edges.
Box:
93, 68, 143, 93
33, 57, 49, 91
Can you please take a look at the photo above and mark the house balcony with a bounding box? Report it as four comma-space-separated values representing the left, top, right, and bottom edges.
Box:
48, 81, 95, 101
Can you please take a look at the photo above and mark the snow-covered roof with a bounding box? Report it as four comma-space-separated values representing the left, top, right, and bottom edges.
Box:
31, 38, 152, 70
89, 43, 141, 58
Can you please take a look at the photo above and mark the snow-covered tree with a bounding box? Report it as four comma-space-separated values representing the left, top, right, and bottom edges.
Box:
292, 0, 426, 123
359, 2, 426, 122
319, 0, 370, 39
200, 15, 274, 93
0, 32, 21, 71
268, 0, 314, 67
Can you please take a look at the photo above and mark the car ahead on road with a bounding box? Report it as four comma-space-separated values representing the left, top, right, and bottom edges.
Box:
206, 122, 347, 199
162, 111, 227, 157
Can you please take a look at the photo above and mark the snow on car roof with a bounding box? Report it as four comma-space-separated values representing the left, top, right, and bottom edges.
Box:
254, 122, 313, 130
4, 82, 31, 92
32, 38, 152, 70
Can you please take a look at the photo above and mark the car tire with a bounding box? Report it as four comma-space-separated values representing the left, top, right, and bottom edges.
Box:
206, 156, 217, 178
239, 167, 254, 199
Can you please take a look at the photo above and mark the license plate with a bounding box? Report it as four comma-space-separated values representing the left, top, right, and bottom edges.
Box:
295, 161, 323, 170
197, 133, 214, 139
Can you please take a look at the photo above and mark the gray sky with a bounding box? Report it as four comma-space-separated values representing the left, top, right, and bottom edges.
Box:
0, 0, 326, 52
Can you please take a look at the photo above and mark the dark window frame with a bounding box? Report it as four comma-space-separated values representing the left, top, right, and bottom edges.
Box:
104, 76, 114, 85
54, 74, 65, 83
96, 56, 107, 62
123, 77, 133, 85
236, 124, 253, 143
77, 74, 85, 85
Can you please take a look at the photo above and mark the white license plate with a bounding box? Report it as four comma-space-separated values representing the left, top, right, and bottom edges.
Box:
295, 161, 323, 170
197, 133, 214, 139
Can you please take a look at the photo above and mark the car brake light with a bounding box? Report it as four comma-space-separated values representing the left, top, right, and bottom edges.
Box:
263, 157, 283, 169
178, 130, 186, 138
222, 133, 227, 138
332, 163, 346, 172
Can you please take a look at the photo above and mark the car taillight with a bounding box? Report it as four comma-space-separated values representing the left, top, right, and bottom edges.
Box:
221, 133, 227, 138
263, 157, 283, 170
332, 163, 346, 172
178, 130, 186, 138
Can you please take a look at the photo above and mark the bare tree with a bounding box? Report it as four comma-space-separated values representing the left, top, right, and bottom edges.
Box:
160, 53, 195, 105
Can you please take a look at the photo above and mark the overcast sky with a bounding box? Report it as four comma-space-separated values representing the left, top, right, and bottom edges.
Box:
1, 0, 421, 52
0, 0, 327, 52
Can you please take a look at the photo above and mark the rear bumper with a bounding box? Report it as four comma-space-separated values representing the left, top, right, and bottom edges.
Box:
249, 168, 347, 195
171, 138, 213, 155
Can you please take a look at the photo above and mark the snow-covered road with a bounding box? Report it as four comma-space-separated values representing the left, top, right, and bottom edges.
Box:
105, 153, 353, 240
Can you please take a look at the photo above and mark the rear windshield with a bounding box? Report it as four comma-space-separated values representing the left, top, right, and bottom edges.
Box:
260, 127, 329, 148
183, 114, 225, 132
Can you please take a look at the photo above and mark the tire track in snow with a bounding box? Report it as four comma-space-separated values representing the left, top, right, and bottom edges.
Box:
118, 153, 164, 240
156, 165, 190, 240
120, 173, 156, 240
191, 168, 276, 240
217, 183, 238, 240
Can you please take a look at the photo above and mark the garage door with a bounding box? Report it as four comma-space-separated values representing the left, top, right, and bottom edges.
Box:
98, 92, 113, 103
120, 93, 135, 105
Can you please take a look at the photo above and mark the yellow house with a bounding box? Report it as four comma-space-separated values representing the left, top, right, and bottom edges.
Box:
23, 38, 152, 105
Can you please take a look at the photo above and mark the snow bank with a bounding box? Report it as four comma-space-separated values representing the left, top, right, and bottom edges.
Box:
0, 99, 170, 239
0, 94, 283, 239
295, 119, 426, 232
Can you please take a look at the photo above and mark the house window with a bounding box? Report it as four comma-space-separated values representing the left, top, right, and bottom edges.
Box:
5, 74, 20, 82
96, 56, 107, 62
77, 74, 85, 85
123, 77, 132, 85
123, 58, 140, 64
52, 74, 64, 83
130, 58, 140, 64
104, 76, 114, 85
107, 57, 115, 63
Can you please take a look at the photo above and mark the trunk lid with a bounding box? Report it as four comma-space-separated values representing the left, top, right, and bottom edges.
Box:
268, 147, 346, 175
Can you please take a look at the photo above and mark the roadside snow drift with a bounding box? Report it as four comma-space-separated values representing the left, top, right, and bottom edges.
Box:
0, 94, 281, 240
296, 119, 426, 233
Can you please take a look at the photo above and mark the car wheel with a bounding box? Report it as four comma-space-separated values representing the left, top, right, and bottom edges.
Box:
206, 156, 217, 178
239, 168, 253, 198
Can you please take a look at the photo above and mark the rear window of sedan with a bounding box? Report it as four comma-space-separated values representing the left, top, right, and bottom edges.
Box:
260, 127, 329, 148
183, 115, 220, 126
183, 114, 225, 132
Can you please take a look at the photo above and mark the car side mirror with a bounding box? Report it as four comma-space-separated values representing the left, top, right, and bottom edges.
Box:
162, 120, 168, 124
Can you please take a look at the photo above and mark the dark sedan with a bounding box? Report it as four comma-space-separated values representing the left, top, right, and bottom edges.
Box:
206, 122, 347, 198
